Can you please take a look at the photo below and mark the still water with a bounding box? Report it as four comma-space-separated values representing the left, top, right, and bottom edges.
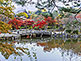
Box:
0, 38, 81, 61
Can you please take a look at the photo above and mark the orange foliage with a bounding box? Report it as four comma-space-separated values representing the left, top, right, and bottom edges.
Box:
37, 42, 47, 46
76, 14, 81, 19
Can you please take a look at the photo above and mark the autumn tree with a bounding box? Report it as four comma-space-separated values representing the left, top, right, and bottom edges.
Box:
0, 0, 15, 21
0, 0, 14, 33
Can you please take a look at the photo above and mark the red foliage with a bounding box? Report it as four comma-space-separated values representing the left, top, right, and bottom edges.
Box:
8, 18, 35, 29
0, 32, 1, 34
8, 18, 23, 29
26, 35, 30, 38
23, 20, 34, 26
33, 20, 47, 29
45, 17, 56, 24
76, 14, 81, 19
8, 16, 57, 29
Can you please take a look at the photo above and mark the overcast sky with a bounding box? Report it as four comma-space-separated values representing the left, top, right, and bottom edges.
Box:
12, 0, 81, 13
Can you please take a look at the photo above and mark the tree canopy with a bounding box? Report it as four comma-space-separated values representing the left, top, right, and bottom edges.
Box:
0, 0, 15, 19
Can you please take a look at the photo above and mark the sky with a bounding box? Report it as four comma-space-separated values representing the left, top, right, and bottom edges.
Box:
12, 0, 81, 13
12, 1, 65, 13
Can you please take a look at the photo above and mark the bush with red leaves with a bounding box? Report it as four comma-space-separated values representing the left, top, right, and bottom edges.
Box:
8, 18, 23, 29
45, 17, 56, 24
23, 20, 34, 26
33, 20, 47, 29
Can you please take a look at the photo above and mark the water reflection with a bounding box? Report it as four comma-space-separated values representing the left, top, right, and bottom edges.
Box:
0, 38, 81, 61
37, 38, 81, 55
0, 42, 37, 61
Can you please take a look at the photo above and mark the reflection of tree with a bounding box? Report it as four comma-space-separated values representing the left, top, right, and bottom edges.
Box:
37, 39, 65, 52
61, 38, 81, 55
0, 42, 37, 60
0, 42, 18, 59
37, 38, 81, 55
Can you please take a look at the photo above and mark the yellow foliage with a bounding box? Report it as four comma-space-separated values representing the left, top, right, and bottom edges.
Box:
16, 12, 28, 18
0, 0, 14, 19
0, 42, 29, 59
41, 8, 47, 12
0, 0, 3, 3
0, 21, 12, 33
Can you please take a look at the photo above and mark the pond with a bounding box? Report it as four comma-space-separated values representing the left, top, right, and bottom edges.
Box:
0, 38, 81, 61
